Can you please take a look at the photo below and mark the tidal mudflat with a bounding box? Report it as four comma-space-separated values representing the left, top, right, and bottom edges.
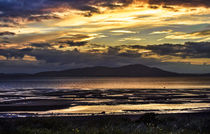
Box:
1, 77, 210, 117
0, 88, 210, 117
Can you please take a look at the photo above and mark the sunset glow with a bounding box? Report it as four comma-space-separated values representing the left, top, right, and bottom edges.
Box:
0, 0, 210, 73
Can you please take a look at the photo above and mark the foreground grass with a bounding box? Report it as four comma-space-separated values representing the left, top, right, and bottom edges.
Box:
0, 113, 210, 134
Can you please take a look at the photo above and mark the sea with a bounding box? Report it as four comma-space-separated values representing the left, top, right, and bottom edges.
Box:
0, 77, 210, 117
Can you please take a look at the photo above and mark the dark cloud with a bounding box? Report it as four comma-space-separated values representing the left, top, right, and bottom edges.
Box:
100, 3, 122, 9
0, 40, 10, 44
60, 0, 136, 9
132, 42, 210, 58
0, 39, 153, 71
0, 47, 140, 64
27, 15, 60, 22
0, 0, 125, 20
0, 24, 15, 27
107, 47, 120, 55
58, 34, 91, 41
148, 0, 210, 7
0, 47, 160, 73
78, 5, 99, 12
59, 40, 88, 47
1, 42, 210, 64
118, 50, 142, 58
0, 31, 15, 36
0, 0, 60, 24
0, 49, 25, 59
2, 57, 210, 74
0, 45, 141, 64
128, 45, 145, 49
192, 29, 210, 36
30, 42, 52, 48
0, 0, 209, 24
106, 46, 141, 57
1, 42, 210, 73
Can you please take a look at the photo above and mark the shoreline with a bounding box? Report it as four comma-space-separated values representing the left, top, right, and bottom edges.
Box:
1, 107, 210, 118
0, 110, 210, 119
0, 87, 210, 118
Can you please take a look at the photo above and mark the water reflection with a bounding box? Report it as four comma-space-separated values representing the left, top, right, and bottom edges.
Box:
48, 103, 210, 114
0, 77, 210, 117
1, 77, 210, 90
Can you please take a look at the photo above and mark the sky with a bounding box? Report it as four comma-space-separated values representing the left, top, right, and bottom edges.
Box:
0, 0, 210, 74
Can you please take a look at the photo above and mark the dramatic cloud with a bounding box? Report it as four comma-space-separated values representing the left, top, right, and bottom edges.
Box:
0, 24, 15, 27
30, 42, 52, 48
0, 31, 15, 36
59, 40, 88, 47
143, 42, 210, 58
0, 47, 156, 71
148, 0, 210, 7
0, 0, 210, 74
192, 29, 210, 36
0, 0, 55, 23
0, 0, 136, 22
2, 41, 210, 62
0, 49, 26, 59
126, 42, 210, 59
164, 30, 210, 41
1, 41, 210, 73
1, 0, 209, 24
58, 34, 95, 42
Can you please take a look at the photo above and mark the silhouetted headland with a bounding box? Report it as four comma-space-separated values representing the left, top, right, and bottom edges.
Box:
0, 64, 209, 78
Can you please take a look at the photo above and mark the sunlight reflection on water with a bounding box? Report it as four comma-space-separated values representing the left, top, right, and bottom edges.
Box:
1, 77, 210, 90
1, 77, 210, 117
48, 103, 210, 114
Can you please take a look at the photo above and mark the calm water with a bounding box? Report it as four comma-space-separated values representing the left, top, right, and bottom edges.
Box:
0, 77, 210, 117
1, 77, 210, 90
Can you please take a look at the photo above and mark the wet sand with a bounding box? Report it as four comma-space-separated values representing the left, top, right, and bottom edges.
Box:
0, 88, 210, 117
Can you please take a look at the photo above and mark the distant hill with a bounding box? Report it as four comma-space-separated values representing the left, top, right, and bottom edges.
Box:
1, 64, 210, 78
35, 64, 179, 77
0, 73, 30, 78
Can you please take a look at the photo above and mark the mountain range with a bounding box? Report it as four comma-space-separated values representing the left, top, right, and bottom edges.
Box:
0, 64, 209, 78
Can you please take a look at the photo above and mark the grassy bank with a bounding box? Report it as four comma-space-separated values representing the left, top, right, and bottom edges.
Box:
0, 112, 210, 134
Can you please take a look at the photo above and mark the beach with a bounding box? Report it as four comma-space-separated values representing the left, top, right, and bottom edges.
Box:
0, 77, 210, 117
1, 0, 210, 133
0, 77, 210, 133
0, 88, 210, 117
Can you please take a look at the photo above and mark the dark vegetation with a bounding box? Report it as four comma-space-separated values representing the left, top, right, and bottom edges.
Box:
0, 113, 210, 134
